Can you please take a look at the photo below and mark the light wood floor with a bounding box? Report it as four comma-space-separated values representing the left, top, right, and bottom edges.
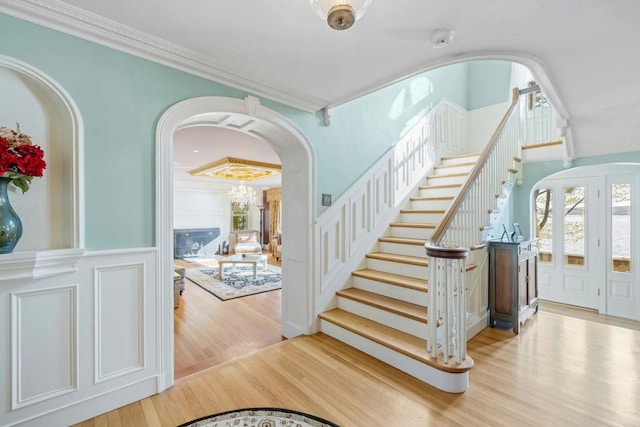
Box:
75, 300, 640, 426
174, 254, 283, 379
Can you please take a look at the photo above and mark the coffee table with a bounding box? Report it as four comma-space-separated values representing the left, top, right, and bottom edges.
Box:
218, 254, 268, 279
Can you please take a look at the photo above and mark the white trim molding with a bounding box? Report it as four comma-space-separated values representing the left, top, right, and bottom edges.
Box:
0, 0, 325, 113
0, 248, 84, 281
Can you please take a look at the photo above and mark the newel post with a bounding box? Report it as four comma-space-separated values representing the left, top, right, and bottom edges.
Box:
425, 245, 469, 364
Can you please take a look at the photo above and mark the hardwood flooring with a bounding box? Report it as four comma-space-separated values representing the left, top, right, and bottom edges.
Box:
75, 299, 640, 427
174, 253, 283, 379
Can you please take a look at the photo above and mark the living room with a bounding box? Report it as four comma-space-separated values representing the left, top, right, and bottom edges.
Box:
171, 124, 285, 378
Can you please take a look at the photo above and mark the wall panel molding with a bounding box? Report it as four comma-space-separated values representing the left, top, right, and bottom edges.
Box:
94, 262, 146, 383
11, 284, 78, 409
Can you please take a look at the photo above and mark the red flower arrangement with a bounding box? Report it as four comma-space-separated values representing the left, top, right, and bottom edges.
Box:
0, 124, 46, 193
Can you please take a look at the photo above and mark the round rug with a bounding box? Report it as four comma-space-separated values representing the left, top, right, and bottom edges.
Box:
177, 407, 340, 427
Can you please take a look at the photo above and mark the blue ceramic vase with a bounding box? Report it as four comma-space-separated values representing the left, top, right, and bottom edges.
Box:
0, 177, 22, 254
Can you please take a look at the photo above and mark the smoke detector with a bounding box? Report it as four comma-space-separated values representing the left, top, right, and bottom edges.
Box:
431, 29, 455, 48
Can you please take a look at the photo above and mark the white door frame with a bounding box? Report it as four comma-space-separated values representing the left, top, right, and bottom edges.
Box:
155, 96, 316, 391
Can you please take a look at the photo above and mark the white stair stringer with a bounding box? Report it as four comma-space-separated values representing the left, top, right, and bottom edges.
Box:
320, 319, 469, 393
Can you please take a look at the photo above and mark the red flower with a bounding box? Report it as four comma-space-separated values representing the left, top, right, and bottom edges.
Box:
0, 124, 46, 193
14, 144, 46, 177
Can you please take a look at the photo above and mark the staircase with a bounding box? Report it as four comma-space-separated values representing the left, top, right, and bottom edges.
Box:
319, 153, 479, 393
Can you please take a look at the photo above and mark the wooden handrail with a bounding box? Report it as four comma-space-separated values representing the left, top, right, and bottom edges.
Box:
430, 85, 537, 246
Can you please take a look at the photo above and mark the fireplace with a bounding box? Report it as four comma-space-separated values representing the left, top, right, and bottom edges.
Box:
174, 228, 221, 259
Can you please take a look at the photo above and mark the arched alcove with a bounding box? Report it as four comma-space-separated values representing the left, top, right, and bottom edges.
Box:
155, 96, 316, 389
0, 55, 83, 250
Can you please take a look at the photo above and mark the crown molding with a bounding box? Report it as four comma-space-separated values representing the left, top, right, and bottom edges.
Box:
0, 0, 326, 113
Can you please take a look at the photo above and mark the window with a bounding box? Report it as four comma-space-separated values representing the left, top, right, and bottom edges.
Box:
611, 183, 631, 273
232, 209, 248, 231
534, 187, 553, 264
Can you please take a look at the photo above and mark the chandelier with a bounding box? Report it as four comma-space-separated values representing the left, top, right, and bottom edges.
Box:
310, 0, 373, 30
229, 181, 257, 210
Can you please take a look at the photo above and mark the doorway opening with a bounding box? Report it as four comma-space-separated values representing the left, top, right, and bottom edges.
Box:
156, 96, 316, 388
531, 163, 640, 321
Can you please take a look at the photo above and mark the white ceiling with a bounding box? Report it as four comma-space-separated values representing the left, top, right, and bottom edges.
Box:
6, 0, 640, 161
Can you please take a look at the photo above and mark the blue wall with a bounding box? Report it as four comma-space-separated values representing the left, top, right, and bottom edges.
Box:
0, 13, 513, 250
467, 61, 512, 110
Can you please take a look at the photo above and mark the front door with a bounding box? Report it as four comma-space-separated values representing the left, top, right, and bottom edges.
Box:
535, 178, 601, 309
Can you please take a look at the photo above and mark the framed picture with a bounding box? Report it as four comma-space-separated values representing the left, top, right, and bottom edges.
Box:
322, 193, 332, 206
512, 223, 524, 242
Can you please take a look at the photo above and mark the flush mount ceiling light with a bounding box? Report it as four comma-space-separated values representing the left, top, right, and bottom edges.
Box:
311, 0, 373, 30
431, 29, 455, 48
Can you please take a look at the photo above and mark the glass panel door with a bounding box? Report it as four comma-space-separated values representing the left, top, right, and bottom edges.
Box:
534, 188, 553, 264
563, 186, 585, 268
536, 178, 600, 309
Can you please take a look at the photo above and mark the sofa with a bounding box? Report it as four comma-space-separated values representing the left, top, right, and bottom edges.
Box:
229, 230, 262, 254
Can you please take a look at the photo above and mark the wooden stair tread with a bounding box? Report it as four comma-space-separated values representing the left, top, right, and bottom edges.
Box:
336, 288, 427, 323
389, 222, 437, 229
427, 172, 469, 179
440, 152, 481, 161
400, 209, 446, 214
410, 195, 454, 201
366, 252, 427, 266
378, 236, 427, 246
418, 183, 462, 190
352, 268, 427, 292
319, 309, 473, 373
434, 162, 476, 170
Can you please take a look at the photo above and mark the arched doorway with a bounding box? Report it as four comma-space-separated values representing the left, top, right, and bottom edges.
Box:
530, 163, 640, 321
155, 96, 315, 389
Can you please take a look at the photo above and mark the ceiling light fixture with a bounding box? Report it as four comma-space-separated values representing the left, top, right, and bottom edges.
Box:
229, 181, 257, 211
431, 29, 455, 48
310, 0, 372, 30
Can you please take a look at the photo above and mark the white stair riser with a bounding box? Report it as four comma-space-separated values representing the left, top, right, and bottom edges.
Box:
352, 276, 427, 305
418, 186, 461, 198
425, 175, 467, 186
320, 320, 469, 393
401, 211, 445, 224
434, 164, 474, 175
389, 226, 434, 240
410, 199, 452, 210
440, 156, 479, 166
338, 297, 428, 339
379, 241, 427, 258
366, 258, 429, 280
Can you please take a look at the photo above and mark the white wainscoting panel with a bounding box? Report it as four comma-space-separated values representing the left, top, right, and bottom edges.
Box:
0, 248, 158, 427
349, 182, 371, 258
373, 159, 392, 227
11, 284, 78, 409
94, 263, 145, 383
318, 206, 347, 294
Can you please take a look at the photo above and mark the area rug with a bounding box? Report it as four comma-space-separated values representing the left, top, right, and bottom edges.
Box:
186, 265, 281, 301
177, 408, 339, 427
